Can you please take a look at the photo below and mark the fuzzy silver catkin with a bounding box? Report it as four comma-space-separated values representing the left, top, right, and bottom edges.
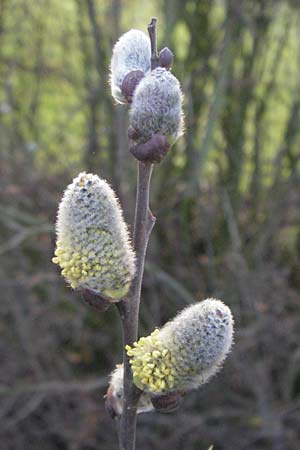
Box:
129, 67, 184, 145
126, 299, 234, 394
106, 365, 153, 416
110, 29, 151, 104
52, 172, 135, 300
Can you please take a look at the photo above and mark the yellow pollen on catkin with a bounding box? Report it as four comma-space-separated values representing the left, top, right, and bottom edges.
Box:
125, 330, 176, 393
52, 173, 136, 300
52, 237, 130, 299
52, 242, 98, 286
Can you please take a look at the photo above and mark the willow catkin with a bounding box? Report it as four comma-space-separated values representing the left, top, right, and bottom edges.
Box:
52, 172, 135, 301
126, 299, 234, 393
110, 29, 151, 104
129, 67, 184, 145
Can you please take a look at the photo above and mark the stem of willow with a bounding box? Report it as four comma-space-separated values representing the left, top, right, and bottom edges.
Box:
118, 162, 155, 450
117, 18, 158, 450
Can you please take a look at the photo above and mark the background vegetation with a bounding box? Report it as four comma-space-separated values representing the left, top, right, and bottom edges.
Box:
1, 0, 300, 449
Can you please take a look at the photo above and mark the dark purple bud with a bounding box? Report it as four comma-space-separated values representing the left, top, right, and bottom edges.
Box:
159, 47, 174, 70
128, 126, 141, 141
80, 288, 112, 312
130, 134, 170, 163
151, 391, 185, 413
121, 70, 144, 104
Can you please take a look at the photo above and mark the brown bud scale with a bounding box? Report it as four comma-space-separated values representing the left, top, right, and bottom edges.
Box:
151, 391, 185, 413
130, 134, 170, 163
121, 70, 144, 104
80, 288, 112, 312
128, 126, 141, 141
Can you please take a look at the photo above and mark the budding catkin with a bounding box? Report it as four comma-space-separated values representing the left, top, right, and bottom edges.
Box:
126, 299, 234, 394
106, 365, 153, 416
52, 172, 135, 301
129, 67, 184, 145
110, 29, 151, 104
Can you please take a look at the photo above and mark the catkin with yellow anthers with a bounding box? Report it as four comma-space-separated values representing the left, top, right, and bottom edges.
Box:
126, 299, 234, 394
126, 330, 176, 393
52, 172, 135, 301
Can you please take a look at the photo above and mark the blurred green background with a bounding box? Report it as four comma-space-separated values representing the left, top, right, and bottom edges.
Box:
1, 0, 300, 449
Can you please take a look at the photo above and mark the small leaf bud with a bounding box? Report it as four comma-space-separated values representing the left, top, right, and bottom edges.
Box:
52, 173, 136, 302
159, 47, 174, 70
110, 29, 151, 104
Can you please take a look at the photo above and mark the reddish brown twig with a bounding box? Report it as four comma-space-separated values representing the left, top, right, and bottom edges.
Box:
117, 18, 159, 450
